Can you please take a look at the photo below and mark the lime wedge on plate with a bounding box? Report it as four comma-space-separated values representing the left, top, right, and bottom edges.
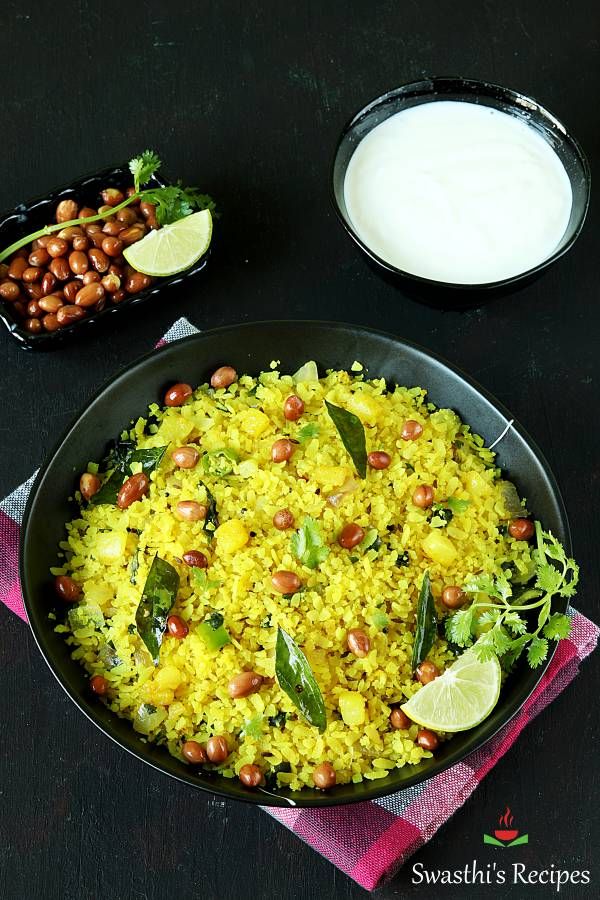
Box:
401, 649, 501, 733
123, 208, 212, 277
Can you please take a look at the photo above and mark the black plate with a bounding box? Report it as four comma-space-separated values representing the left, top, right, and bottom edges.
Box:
20, 321, 571, 807
0, 164, 211, 350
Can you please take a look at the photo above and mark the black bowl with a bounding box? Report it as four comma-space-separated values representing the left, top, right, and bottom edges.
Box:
0, 164, 211, 350
21, 321, 571, 807
332, 77, 591, 300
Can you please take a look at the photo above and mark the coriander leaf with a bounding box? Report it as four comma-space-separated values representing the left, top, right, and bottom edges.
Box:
542, 613, 572, 641
561, 567, 579, 598
140, 183, 216, 226
535, 564, 563, 595
491, 626, 512, 656
370, 609, 389, 630
527, 636, 549, 668
445, 606, 475, 647
500, 635, 529, 670
129, 150, 161, 192
324, 400, 367, 479
297, 423, 320, 443
192, 568, 220, 593
275, 628, 327, 732
538, 528, 567, 562
477, 609, 501, 627
463, 573, 498, 597
240, 715, 263, 740
470, 637, 498, 663
445, 497, 470, 515
411, 572, 437, 669
495, 571, 513, 602
503, 610, 527, 635
180, 185, 218, 219
202, 448, 239, 477
291, 516, 329, 569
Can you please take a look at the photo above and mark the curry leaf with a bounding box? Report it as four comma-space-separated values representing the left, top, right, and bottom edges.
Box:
411, 572, 437, 670
135, 556, 179, 665
324, 400, 367, 479
200, 482, 219, 535
275, 628, 327, 732
91, 445, 167, 505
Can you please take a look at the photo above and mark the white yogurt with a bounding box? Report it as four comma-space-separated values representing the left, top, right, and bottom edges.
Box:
343, 101, 573, 284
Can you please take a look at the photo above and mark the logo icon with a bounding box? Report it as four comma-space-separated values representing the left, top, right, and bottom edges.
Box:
484, 807, 529, 847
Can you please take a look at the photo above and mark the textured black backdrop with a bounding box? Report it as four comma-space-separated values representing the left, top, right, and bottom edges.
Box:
0, 2, 598, 899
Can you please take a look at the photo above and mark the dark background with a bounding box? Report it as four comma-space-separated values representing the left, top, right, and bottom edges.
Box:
0, 1, 598, 898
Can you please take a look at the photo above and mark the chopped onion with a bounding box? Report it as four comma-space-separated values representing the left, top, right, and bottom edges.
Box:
133, 703, 167, 735
326, 477, 359, 507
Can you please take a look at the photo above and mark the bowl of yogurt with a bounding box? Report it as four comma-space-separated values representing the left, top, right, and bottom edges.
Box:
332, 77, 590, 292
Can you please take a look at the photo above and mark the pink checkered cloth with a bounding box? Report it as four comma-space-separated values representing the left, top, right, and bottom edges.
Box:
1, 317, 597, 891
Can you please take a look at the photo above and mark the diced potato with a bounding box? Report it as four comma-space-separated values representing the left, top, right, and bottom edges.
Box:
216, 519, 250, 553
339, 690, 366, 726
83, 580, 114, 609
143, 682, 174, 707
464, 471, 491, 497
312, 465, 352, 487
155, 666, 184, 691
240, 409, 271, 437
422, 531, 457, 566
347, 393, 382, 426
94, 531, 127, 563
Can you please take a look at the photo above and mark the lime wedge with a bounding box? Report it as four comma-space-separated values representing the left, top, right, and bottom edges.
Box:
401, 649, 501, 733
123, 209, 212, 277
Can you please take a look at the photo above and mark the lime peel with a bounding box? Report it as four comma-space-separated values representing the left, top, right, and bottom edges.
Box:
401, 648, 501, 733
123, 208, 212, 277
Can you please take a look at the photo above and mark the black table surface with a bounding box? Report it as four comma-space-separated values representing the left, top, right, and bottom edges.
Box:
1, 2, 598, 898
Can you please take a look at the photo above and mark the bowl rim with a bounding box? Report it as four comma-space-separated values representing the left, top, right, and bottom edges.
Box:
331, 75, 592, 291
0, 162, 211, 350
20, 319, 572, 807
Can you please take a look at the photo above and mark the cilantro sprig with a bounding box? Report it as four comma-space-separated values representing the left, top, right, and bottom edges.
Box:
445, 522, 578, 670
0, 150, 216, 262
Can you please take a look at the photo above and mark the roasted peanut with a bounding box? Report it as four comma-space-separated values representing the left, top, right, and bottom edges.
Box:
55, 199, 79, 223
116, 472, 150, 509
228, 671, 264, 699
75, 282, 105, 308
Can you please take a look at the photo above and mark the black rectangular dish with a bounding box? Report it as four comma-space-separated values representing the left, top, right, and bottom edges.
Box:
0, 164, 211, 350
